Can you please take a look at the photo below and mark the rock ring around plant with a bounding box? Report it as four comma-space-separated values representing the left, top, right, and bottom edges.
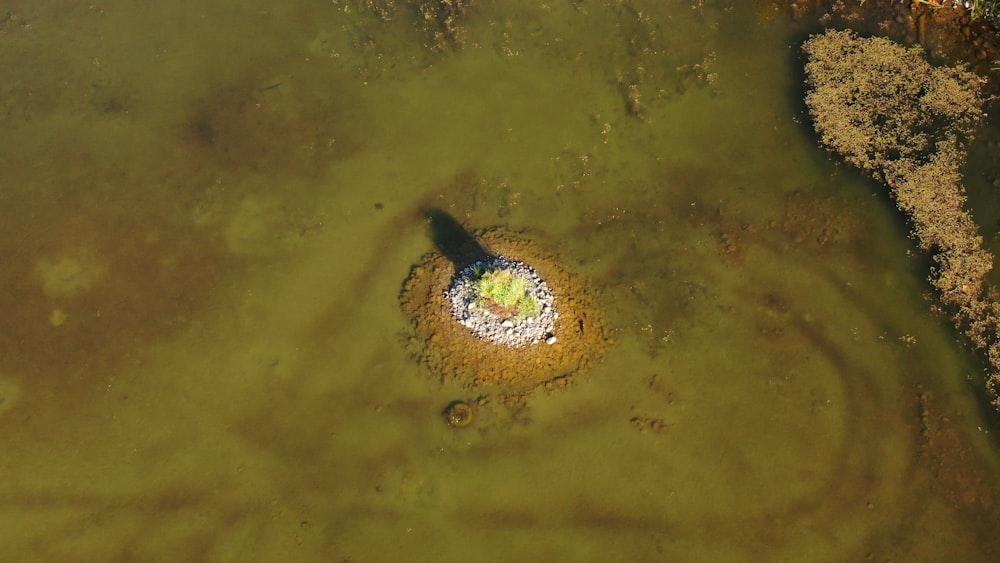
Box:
400, 227, 609, 396
446, 255, 556, 347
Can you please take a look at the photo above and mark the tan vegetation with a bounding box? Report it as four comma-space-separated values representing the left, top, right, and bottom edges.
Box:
803, 29, 1000, 409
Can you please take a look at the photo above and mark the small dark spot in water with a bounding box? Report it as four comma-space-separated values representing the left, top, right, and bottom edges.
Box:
763, 292, 789, 314
374, 202, 384, 210
178, 66, 366, 177
89, 80, 138, 116
187, 114, 217, 147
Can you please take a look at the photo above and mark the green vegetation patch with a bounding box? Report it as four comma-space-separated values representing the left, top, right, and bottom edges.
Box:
474, 268, 541, 320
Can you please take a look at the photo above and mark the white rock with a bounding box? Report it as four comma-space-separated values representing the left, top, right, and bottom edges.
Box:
545, 335, 557, 345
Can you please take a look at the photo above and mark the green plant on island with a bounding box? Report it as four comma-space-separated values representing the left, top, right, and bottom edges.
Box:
879, 0, 1000, 22
473, 268, 541, 321
961, 0, 1000, 21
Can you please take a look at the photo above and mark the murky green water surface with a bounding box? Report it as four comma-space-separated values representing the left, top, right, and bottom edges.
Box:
1, 1, 999, 560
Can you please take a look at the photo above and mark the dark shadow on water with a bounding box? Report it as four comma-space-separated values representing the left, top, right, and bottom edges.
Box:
423, 208, 495, 270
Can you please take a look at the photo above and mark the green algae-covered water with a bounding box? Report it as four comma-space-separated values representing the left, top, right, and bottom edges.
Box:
1, 1, 999, 560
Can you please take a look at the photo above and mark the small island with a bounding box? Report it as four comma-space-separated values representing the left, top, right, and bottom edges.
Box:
400, 226, 608, 397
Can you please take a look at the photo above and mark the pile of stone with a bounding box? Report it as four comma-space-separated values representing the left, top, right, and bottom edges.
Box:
446, 256, 558, 347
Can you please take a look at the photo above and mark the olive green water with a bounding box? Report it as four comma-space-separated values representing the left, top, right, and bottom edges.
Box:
2, 1, 999, 561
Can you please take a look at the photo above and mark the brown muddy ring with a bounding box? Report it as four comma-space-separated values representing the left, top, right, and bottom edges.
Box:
443, 401, 475, 428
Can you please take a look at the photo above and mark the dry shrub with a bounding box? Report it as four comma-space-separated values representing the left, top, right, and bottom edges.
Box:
803, 29, 1000, 409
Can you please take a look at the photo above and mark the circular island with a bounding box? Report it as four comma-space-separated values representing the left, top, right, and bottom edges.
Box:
400, 226, 608, 397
